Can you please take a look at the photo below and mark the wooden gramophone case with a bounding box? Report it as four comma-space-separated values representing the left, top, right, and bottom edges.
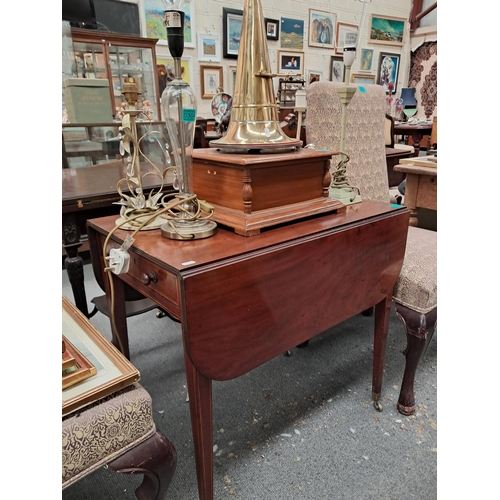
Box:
192, 148, 345, 236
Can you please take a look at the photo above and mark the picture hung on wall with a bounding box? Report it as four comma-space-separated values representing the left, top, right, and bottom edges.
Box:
156, 55, 194, 97
335, 22, 358, 54
140, 0, 195, 48
330, 56, 345, 83
377, 52, 400, 94
280, 17, 304, 50
228, 65, 237, 95
222, 7, 243, 59
265, 18, 279, 41
369, 15, 405, 46
359, 48, 375, 71
307, 70, 323, 85
197, 34, 221, 62
308, 9, 335, 49
350, 73, 376, 85
277, 50, 304, 75
201, 65, 223, 99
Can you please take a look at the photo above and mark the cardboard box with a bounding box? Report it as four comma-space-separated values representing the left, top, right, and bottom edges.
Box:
63, 78, 113, 123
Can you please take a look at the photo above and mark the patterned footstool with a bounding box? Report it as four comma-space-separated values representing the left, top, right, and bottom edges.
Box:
392, 226, 437, 416
62, 383, 176, 499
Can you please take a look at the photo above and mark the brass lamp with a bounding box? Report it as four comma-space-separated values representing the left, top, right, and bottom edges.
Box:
329, 39, 362, 205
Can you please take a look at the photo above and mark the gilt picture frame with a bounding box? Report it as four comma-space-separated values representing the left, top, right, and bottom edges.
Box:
350, 73, 376, 84
369, 15, 405, 47
62, 296, 140, 417
201, 65, 223, 99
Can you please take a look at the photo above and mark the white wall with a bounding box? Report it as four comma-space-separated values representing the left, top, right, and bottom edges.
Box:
142, 0, 414, 117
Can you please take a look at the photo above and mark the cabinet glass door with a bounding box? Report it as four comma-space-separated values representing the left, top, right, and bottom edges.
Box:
72, 41, 108, 80
109, 45, 158, 121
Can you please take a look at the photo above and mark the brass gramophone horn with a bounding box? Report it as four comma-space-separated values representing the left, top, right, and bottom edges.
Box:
210, 0, 302, 153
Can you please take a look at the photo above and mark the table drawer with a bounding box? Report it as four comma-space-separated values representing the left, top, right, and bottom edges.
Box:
107, 240, 182, 319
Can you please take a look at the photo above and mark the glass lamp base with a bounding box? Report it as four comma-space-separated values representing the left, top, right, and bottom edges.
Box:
160, 219, 217, 240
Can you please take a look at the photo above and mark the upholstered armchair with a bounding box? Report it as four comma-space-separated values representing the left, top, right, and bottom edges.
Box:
306, 81, 437, 416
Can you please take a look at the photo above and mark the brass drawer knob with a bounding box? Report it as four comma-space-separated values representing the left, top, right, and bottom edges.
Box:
141, 270, 158, 285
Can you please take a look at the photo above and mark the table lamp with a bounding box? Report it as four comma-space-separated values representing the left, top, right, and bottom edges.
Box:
329, 39, 362, 205
294, 88, 307, 140
160, 4, 217, 240
400, 87, 418, 121
113, 77, 170, 231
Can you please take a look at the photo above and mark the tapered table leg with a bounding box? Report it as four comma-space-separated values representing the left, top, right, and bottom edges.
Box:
104, 272, 130, 359
372, 295, 391, 410
184, 350, 213, 500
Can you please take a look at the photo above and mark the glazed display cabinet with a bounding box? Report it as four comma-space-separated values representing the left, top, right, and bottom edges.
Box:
67, 28, 162, 121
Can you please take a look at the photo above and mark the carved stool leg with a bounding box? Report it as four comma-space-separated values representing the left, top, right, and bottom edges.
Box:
395, 303, 437, 416
108, 431, 177, 500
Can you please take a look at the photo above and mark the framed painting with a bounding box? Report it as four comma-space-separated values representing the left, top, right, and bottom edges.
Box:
359, 48, 375, 72
369, 15, 405, 46
280, 17, 304, 50
62, 296, 139, 417
201, 65, 223, 99
308, 9, 335, 49
307, 70, 323, 85
377, 52, 400, 94
265, 18, 279, 41
335, 22, 358, 54
223, 7, 243, 59
156, 53, 194, 97
330, 56, 345, 83
277, 50, 304, 75
350, 73, 376, 84
228, 65, 237, 96
140, 0, 195, 47
197, 34, 221, 62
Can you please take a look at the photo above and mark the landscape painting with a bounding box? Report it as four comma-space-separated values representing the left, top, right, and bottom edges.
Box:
280, 17, 304, 50
369, 15, 405, 46
142, 0, 194, 47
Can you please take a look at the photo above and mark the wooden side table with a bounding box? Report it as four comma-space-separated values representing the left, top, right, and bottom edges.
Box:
394, 157, 437, 227
393, 123, 433, 157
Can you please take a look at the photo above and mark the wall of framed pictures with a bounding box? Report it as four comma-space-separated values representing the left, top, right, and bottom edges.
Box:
133, 0, 432, 117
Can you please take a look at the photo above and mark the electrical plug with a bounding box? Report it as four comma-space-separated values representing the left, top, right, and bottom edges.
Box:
105, 248, 130, 275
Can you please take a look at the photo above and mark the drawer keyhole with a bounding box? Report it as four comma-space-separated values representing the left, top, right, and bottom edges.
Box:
141, 270, 158, 285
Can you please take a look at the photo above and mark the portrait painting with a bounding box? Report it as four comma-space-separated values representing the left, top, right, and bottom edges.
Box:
330, 56, 345, 83
377, 52, 400, 94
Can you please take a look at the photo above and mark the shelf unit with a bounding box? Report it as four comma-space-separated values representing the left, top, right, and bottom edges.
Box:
62, 121, 168, 168
277, 78, 306, 122
68, 28, 162, 121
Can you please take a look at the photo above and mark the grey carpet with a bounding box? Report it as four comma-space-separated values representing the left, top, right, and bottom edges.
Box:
62, 262, 437, 499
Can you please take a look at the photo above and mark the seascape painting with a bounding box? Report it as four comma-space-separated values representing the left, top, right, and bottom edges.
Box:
369, 15, 404, 46
280, 17, 304, 50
